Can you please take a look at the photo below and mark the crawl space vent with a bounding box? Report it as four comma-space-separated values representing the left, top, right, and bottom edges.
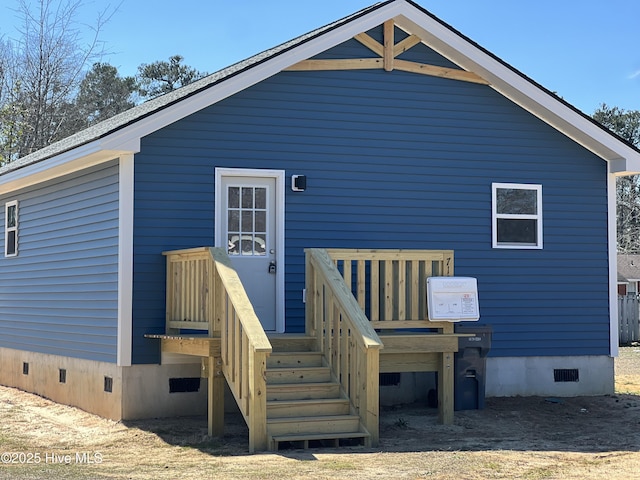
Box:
169, 377, 201, 393
554, 369, 579, 382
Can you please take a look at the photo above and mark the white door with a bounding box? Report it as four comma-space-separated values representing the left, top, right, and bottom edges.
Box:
216, 170, 284, 332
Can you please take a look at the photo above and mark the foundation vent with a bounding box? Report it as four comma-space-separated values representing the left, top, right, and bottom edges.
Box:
22, 362, 29, 375
554, 369, 579, 382
169, 377, 201, 393
380, 372, 401, 387
104, 376, 113, 393
59, 368, 66, 384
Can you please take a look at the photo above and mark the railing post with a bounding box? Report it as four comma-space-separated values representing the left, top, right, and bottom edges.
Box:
362, 347, 379, 446
165, 254, 178, 335
247, 350, 268, 453
305, 250, 316, 337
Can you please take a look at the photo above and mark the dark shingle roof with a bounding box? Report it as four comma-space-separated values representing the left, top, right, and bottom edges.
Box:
3, 0, 639, 178
618, 254, 640, 282
0, 2, 389, 177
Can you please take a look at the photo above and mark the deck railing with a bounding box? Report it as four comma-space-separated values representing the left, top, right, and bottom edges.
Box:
163, 247, 272, 452
164, 248, 215, 333
305, 248, 383, 445
323, 249, 458, 425
324, 249, 454, 330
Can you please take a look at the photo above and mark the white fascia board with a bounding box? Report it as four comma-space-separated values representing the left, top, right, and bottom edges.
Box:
92, 4, 405, 152
0, 5, 399, 193
393, 6, 640, 175
0, 137, 139, 193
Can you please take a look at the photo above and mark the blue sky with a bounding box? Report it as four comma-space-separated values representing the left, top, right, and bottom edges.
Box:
1, 0, 639, 115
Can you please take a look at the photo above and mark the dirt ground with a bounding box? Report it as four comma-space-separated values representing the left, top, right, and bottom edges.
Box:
1, 349, 640, 479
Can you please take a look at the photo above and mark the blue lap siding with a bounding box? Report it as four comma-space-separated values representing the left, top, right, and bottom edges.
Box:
131, 29, 609, 363
0, 161, 119, 362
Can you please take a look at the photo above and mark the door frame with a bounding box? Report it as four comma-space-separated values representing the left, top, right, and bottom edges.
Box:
214, 167, 286, 333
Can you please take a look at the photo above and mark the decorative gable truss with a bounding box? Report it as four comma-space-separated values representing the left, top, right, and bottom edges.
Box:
286, 20, 489, 86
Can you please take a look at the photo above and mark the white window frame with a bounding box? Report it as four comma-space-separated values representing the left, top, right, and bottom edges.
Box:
5, 200, 18, 257
492, 183, 542, 249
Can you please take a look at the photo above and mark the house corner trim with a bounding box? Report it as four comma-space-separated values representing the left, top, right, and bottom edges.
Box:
118, 154, 134, 366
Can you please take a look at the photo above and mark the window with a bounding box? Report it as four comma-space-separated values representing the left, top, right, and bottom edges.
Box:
492, 183, 542, 249
5, 200, 18, 257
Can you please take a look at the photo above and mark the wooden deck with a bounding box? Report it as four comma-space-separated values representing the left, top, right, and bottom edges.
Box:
149, 247, 469, 452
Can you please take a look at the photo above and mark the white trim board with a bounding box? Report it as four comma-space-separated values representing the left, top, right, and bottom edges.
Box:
117, 154, 134, 366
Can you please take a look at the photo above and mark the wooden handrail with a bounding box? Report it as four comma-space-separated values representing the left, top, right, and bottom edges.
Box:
163, 247, 272, 452
305, 248, 382, 445
209, 247, 271, 453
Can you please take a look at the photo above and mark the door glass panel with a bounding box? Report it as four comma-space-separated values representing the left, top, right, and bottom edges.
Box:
255, 211, 266, 232
228, 187, 240, 209
228, 234, 239, 255
228, 210, 239, 231
242, 187, 253, 209
227, 185, 268, 256
255, 188, 266, 209
241, 236, 254, 254
241, 210, 253, 232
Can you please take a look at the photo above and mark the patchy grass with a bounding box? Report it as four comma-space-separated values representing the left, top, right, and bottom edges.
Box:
615, 347, 640, 394
0, 348, 639, 479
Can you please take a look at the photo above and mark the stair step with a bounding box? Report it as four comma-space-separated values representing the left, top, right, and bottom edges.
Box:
267, 398, 351, 418
270, 431, 370, 450
267, 334, 316, 352
267, 382, 341, 401
267, 414, 361, 436
267, 351, 324, 368
266, 366, 331, 384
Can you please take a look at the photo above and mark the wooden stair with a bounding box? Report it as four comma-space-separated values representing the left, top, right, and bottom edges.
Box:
265, 336, 370, 450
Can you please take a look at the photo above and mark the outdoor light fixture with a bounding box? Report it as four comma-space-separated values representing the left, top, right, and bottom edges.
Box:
291, 175, 306, 192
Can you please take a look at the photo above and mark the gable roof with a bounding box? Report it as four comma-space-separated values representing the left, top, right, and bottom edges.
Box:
2, 0, 640, 190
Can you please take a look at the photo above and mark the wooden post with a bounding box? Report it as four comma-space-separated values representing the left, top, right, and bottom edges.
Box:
247, 351, 268, 453
438, 351, 454, 425
208, 356, 225, 437
305, 251, 315, 337
383, 20, 394, 72
364, 347, 380, 447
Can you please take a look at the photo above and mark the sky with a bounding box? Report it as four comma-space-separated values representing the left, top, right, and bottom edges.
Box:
1, 0, 639, 115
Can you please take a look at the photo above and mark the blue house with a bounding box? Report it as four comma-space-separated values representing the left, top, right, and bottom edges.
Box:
1, 0, 638, 450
